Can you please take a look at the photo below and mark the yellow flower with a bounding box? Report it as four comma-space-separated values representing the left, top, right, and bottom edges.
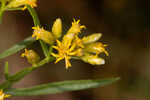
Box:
0, 90, 11, 100
84, 42, 109, 56
32, 18, 63, 45
62, 19, 85, 49
32, 26, 54, 45
51, 19, 86, 69
21, 49, 40, 65
51, 40, 78, 69
52, 18, 108, 68
67, 19, 86, 34
73, 36, 84, 48
22, 0, 37, 10
6, 0, 37, 10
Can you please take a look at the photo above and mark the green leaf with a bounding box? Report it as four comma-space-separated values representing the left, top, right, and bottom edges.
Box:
5, 77, 120, 96
0, 36, 36, 59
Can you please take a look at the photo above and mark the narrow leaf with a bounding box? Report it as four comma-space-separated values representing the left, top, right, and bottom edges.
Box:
0, 36, 36, 59
6, 77, 120, 96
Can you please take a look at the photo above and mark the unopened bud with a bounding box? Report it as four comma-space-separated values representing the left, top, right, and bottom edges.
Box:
82, 33, 102, 44
81, 54, 105, 65
52, 18, 62, 39
21, 49, 40, 65
84, 42, 109, 56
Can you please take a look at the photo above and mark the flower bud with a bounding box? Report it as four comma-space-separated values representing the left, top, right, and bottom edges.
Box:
21, 49, 40, 65
32, 26, 54, 45
84, 42, 109, 56
82, 33, 102, 44
52, 18, 62, 39
81, 54, 105, 65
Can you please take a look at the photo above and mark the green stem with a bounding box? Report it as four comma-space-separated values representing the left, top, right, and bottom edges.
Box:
26, 5, 40, 26
9, 57, 51, 82
0, 5, 55, 90
0, 1, 6, 22
0, 57, 54, 89
26, 5, 49, 57
4, 62, 10, 80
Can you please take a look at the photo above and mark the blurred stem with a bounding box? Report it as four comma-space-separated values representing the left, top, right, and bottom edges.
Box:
26, 5, 49, 57
0, 1, 6, 22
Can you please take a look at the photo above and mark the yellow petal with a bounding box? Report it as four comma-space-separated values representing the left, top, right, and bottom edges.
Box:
52, 46, 59, 50
55, 57, 64, 63
56, 40, 62, 47
51, 53, 59, 57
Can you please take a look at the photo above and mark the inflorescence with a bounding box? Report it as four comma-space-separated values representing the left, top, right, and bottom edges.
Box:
22, 18, 108, 69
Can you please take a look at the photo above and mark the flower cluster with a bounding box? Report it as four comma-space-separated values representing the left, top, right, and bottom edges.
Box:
21, 18, 108, 69
32, 18, 62, 45
21, 18, 62, 64
0, 0, 37, 10
51, 19, 86, 69
52, 19, 108, 69
0, 90, 11, 100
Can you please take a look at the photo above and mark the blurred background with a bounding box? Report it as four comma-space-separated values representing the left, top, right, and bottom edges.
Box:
0, 0, 150, 100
